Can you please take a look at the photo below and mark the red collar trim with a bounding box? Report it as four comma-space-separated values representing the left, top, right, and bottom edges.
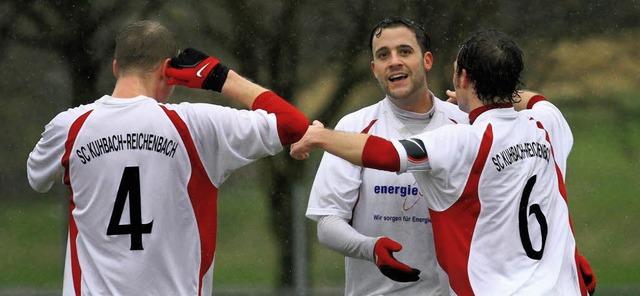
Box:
469, 103, 513, 124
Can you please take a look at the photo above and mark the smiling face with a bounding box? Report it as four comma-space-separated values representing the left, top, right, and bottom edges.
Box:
370, 26, 433, 110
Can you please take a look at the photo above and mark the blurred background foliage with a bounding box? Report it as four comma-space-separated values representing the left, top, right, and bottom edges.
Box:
1, 0, 639, 295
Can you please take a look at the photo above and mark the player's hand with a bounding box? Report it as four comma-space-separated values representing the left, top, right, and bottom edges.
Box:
373, 237, 420, 282
577, 254, 596, 295
445, 90, 458, 105
165, 48, 229, 92
290, 120, 324, 160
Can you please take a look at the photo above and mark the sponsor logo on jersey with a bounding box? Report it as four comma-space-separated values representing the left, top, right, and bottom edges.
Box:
372, 183, 424, 212
373, 214, 432, 224
370, 184, 430, 224
373, 184, 420, 197
491, 141, 550, 172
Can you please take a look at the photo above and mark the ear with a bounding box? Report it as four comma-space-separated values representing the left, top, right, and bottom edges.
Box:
460, 68, 471, 89
161, 58, 172, 78
112, 60, 118, 78
423, 52, 433, 72
370, 60, 377, 78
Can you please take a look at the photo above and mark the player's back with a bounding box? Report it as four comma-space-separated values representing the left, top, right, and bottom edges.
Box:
413, 107, 582, 295
468, 110, 580, 295
62, 96, 214, 295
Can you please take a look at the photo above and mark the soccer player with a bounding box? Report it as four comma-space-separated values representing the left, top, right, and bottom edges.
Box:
292, 30, 596, 295
305, 17, 467, 295
27, 20, 308, 295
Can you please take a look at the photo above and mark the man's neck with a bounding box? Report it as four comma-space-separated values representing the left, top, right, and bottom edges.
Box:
112, 75, 155, 99
387, 90, 434, 114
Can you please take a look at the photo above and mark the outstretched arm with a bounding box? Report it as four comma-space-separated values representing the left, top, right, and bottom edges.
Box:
166, 48, 308, 145
291, 120, 400, 171
291, 120, 369, 165
219, 70, 269, 108
165, 48, 269, 108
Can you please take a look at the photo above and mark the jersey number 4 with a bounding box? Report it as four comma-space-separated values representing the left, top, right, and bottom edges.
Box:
107, 166, 153, 250
518, 175, 548, 260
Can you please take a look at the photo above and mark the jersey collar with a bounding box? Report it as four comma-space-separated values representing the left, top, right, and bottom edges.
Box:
469, 103, 513, 124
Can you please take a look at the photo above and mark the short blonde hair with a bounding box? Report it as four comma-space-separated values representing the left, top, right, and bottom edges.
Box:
114, 20, 179, 75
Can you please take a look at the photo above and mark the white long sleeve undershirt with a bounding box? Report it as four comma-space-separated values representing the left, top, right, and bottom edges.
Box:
316, 215, 379, 262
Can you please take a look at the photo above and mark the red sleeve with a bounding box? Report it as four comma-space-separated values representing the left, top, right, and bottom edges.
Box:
251, 91, 309, 145
527, 95, 548, 109
362, 136, 400, 172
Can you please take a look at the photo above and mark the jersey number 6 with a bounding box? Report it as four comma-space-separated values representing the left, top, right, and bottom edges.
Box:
107, 166, 153, 250
518, 175, 548, 260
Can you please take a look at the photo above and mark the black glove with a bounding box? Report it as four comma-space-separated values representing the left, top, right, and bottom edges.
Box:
373, 237, 421, 282
165, 48, 229, 92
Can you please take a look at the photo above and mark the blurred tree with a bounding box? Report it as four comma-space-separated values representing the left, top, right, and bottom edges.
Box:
2, 0, 165, 106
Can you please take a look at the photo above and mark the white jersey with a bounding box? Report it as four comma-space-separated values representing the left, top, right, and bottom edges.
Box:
27, 95, 283, 296
307, 96, 468, 296
391, 97, 586, 295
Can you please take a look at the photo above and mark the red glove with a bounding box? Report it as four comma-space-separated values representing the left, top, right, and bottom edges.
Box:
577, 254, 596, 295
165, 48, 229, 92
373, 237, 420, 282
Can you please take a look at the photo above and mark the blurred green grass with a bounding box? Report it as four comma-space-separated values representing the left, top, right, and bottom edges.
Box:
0, 198, 65, 290
562, 98, 640, 286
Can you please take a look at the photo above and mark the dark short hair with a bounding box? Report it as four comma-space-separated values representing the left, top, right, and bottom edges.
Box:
455, 30, 524, 105
369, 16, 430, 54
114, 20, 179, 75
